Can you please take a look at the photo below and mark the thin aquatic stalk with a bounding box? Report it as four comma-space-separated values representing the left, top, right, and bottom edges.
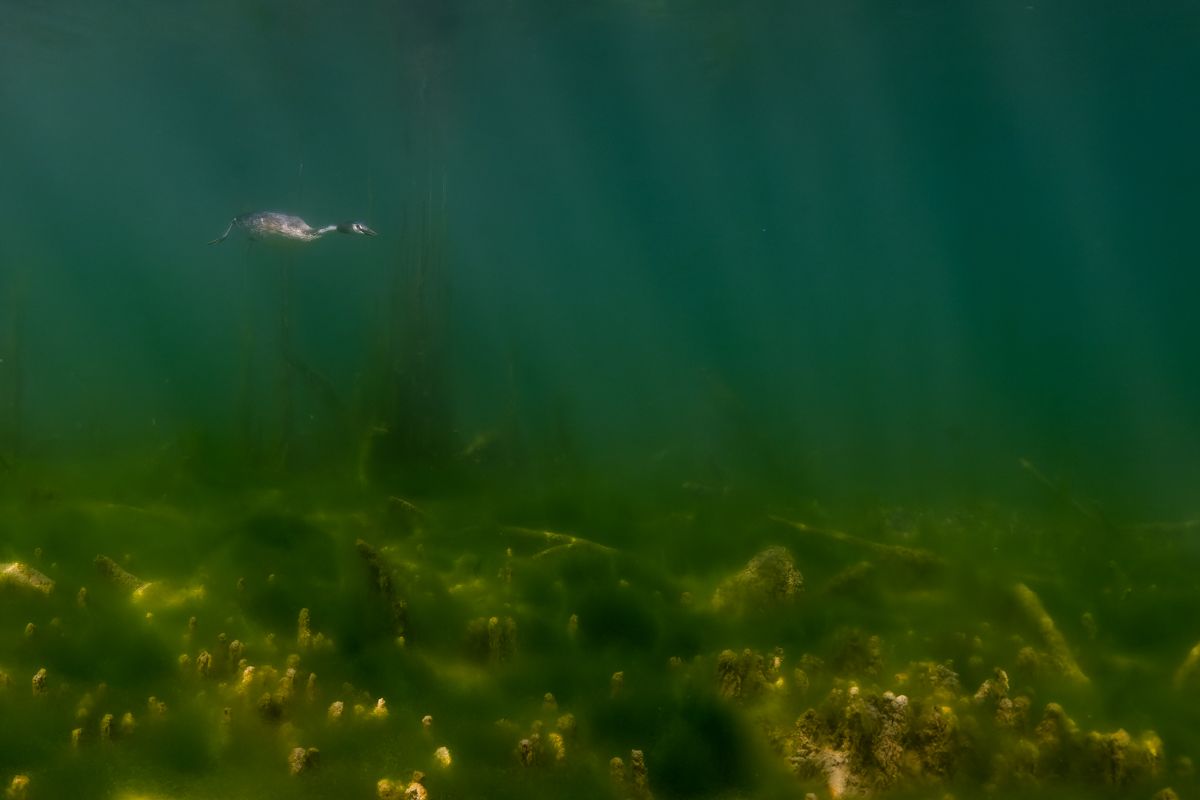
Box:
356, 538, 408, 638
1130, 519, 1200, 534
500, 525, 620, 557
3, 274, 26, 461
237, 239, 261, 463
1018, 457, 1116, 533
768, 515, 945, 570
12, 296, 22, 460
277, 257, 294, 470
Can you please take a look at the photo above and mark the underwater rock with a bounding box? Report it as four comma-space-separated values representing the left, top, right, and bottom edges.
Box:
518, 737, 537, 766
1173, 641, 1200, 690
288, 746, 320, 775
716, 648, 771, 701
712, 546, 803, 613
991, 736, 1041, 788
1, 562, 54, 594
995, 695, 1031, 730
257, 691, 286, 723
296, 609, 332, 652
1085, 728, 1162, 786
193, 650, 210, 678
466, 615, 517, 663
911, 699, 960, 778
972, 667, 1029, 727
1016, 645, 1042, 676
377, 773, 427, 800
788, 709, 857, 798
844, 689, 910, 789
31, 668, 47, 695
630, 749, 653, 799
490, 616, 518, 659
434, 745, 451, 767
404, 777, 428, 800
5, 775, 29, 800
610, 750, 653, 800
793, 667, 811, 696
1033, 702, 1080, 776
973, 667, 1009, 705
356, 538, 409, 640
548, 731, 566, 761
297, 608, 312, 650
236, 665, 257, 695
1081, 611, 1098, 640
832, 629, 883, 678
902, 661, 961, 703
787, 680, 973, 797
371, 698, 389, 720
277, 668, 299, 707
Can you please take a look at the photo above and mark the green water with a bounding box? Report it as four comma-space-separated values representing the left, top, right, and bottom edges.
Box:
3, 1, 1200, 798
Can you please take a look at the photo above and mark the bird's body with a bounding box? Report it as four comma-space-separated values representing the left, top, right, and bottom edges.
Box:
209, 211, 376, 245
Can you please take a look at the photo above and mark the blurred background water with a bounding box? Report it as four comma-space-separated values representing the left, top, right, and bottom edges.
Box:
3, 0, 1199, 513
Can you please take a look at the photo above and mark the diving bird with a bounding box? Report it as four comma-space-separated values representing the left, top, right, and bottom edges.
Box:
209, 211, 377, 245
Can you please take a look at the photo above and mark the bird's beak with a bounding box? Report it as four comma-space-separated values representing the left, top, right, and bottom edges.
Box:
363, 226, 378, 236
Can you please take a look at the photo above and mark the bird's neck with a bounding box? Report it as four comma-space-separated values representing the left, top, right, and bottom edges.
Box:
313, 224, 338, 236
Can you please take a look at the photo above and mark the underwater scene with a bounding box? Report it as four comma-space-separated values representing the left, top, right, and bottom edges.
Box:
3, 1, 1200, 798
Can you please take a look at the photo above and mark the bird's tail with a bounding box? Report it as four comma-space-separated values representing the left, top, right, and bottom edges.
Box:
208, 219, 236, 245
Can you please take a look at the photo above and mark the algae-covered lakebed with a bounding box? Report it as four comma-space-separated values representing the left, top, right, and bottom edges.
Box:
3, 463, 1200, 800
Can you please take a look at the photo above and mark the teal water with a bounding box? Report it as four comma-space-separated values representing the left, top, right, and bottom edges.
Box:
2, 2, 1199, 799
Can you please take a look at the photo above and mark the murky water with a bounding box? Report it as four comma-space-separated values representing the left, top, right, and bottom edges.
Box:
2, 2, 1199, 798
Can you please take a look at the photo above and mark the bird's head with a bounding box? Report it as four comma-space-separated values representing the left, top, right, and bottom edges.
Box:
337, 221, 378, 236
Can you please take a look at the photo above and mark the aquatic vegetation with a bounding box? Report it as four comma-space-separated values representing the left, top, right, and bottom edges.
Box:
1012, 582, 1090, 686
356, 538, 409, 641
5, 775, 30, 800
711, 546, 803, 614
0, 473, 1196, 800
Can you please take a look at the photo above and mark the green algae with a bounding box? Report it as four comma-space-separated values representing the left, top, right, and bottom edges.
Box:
1, 457, 1198, 800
